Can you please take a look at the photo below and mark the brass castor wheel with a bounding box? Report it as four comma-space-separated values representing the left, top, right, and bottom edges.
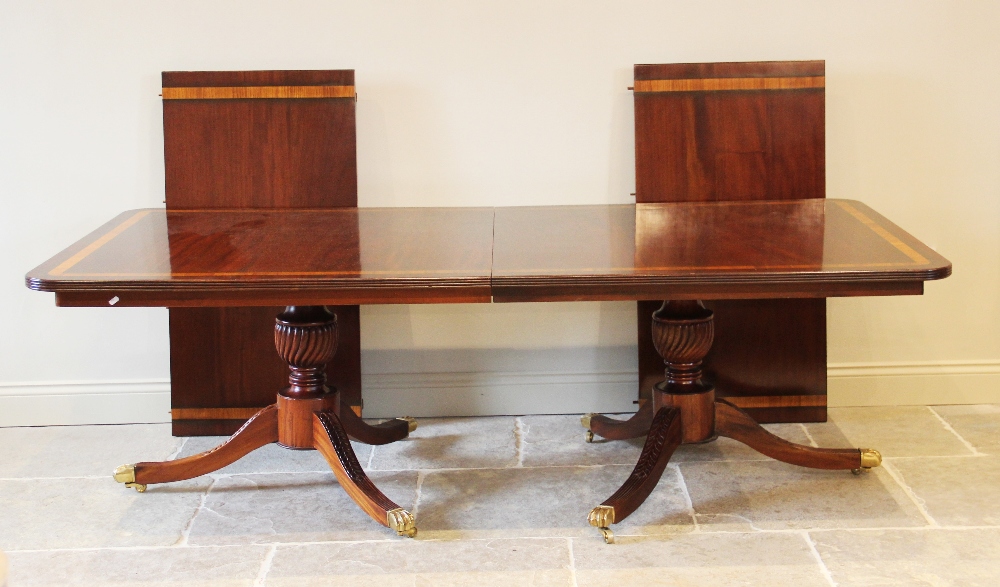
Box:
852, 448, 883, 475
599, 527, 615, 544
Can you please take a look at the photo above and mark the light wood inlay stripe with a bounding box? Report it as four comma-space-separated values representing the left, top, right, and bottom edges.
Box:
172, 407, 266, 420
725, 395, 827, 409
634, 76, 824, 93
49, 210, 150, 276
162, 85, 356, 100
173, 405, 362, 420
835, 201, 929, 265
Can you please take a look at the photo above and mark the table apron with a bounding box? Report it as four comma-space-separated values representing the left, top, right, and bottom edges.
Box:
491, 280, 924, 303
54, 286, 492, 307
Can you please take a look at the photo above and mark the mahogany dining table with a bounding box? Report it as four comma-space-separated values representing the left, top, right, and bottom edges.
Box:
26, 198, 950, 542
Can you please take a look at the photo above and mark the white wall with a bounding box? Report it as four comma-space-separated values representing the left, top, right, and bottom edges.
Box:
2, 1, 998, 424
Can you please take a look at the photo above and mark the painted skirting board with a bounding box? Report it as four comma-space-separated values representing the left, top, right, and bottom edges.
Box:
1, 361, 998, 426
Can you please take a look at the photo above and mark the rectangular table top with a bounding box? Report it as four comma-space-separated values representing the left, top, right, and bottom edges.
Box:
26, 199, 950, 307
492, 199, 950, 301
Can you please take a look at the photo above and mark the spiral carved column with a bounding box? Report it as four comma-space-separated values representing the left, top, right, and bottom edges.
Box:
274, 306, 339, 448
651, 300, 716, 443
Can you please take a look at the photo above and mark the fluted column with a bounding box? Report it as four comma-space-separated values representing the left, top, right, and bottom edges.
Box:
275, 306, 338, 399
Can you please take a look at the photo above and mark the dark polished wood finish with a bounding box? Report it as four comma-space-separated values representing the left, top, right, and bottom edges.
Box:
130, 305, 417, 537
489, 200, 949, 302
162, 70, 357, 209
634, 61, 824, 203
587, 295, 874, 533
162, 70, 362, 435
27, 207, 496, 306
339, 407, 412, 445
715, 400, 863, 469
634, 60, 827, 422
134, 404, 278, 485
169, 305, 361, 436
314, 410, 415, 535
590, 406, 683, 541
587, 400, 653, 441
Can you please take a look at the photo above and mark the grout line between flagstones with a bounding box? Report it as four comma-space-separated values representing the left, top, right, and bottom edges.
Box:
671, 463, 700, 532
176, 477, 214, 547
798, 423, 820, 448
252, 543, 277, 587
880, 460, 939, 527
567, 537, 579, 587
801, 530, 838, 587
927, 405, 983, 455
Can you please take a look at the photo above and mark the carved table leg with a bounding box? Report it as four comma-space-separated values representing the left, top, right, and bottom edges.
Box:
582, 400, 654, 443
715, 399, 881, 472
340, 407, 417, 445
115, 404, 278, 491
314, 411, 417, 537
588, 407, 682, 543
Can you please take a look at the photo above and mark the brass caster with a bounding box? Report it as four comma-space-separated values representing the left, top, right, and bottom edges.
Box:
588, 505, 614, 527
852, 448, 882, 475
397, 416, 418, 433
585, 430, 594, 443
387, 508, 417, 538
860, 448, 882, 468
114, 465, 147, 493
589, 504, 616, 544
113, 464, 135, 484
599, 527, 615, 544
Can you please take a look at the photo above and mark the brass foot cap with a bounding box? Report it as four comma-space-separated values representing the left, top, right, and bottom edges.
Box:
113, 464, 135, 484
860, 448, 882, 469
387, 508, 417, 538
588, 505, 615, 528
397, 416, 418, 433
581, 413, 595, 430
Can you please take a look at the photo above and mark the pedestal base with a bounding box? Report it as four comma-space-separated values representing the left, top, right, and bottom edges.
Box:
582, 299, 883, 543
114, 306, 419, 537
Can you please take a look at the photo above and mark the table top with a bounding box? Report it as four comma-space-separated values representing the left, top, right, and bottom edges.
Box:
492, 199, 950, 301
26, 199, 950, 307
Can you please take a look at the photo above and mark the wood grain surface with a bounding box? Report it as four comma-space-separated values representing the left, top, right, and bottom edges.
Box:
632, 61, 829, 423
28, 201, 949, 304
28, 207, 496, 306
715, 399, 862, 469
161, 70, 362, 435
596, 407, 683, 524
489, 200, 949, 302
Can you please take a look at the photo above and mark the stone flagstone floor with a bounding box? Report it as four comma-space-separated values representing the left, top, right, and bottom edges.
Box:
1, 404, 999, 586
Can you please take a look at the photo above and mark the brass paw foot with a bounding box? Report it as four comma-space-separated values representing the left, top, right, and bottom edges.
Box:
396, 416, 418, 433
387, 508, 418, 538
113, 464, 147, 493
852, 448, 882, 475
588, 505, 615, 544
